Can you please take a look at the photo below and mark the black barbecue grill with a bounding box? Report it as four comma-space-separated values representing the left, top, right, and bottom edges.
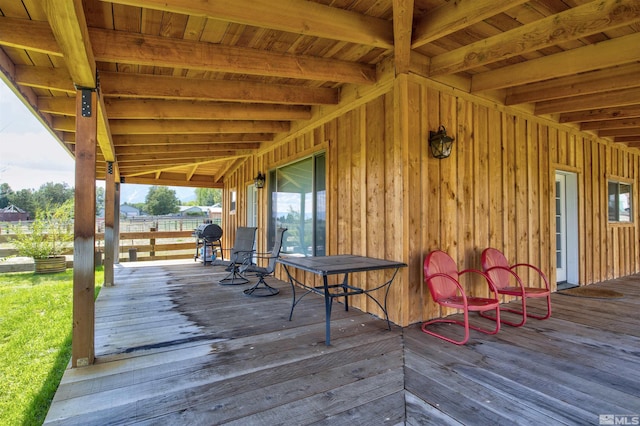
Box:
193, 223, 223, 265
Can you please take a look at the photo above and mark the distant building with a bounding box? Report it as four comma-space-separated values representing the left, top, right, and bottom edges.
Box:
0, 204, 29, 222
178, 206, 206, 217
120, 204, 141, 218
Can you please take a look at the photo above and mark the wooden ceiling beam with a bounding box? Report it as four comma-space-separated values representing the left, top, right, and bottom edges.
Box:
599, 127, 640, 137
431, 0, 640, 76
535, 87, 640, 115
40, 97, 312, 120
42, 0, 117, 164
109, 119, 290, 135
0, 16, 61, 55
99, 71, 338, 105
103, 0, 394, 49
472, 32, 640, 92
38, 96, 76, 115
559, 105, 640, 123
392, 0, 414, 75
104, 99, 311, 121
615, 137, 640, 144
15, 65, 74, 93
116, 151, 252, 163
581, 118, 640, 132
89, 28, 375, 85
112, 134, 274, 146
412, 0, 528, 48
121, 174, 223, 188
506, 63, 640, 105
116, 143, 261, 155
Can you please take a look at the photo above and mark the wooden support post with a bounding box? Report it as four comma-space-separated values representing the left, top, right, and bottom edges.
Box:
114, 182, 121, 264
104, 163, 115, 286
72, 87, 97, 368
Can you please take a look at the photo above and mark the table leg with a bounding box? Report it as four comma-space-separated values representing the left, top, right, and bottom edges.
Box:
341, 273, 349, 312
323, 275, 332, 346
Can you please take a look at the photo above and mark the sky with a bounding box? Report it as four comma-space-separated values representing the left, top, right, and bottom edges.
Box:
0, 79, 76, 191
0, 79, 196, 203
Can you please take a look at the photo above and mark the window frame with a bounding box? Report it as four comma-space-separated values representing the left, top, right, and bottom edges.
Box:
267, 152, 326, 256
607, 178, 633, 223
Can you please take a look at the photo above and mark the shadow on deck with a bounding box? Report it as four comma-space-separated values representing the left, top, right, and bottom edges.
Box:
45, 260, 640, 425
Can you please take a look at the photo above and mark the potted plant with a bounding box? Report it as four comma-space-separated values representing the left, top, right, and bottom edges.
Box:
11, 200, 74, 273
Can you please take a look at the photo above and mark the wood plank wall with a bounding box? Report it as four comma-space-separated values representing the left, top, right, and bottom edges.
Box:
222, 73, 640, 327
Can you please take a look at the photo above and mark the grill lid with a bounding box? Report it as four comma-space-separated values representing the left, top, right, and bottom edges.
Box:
194, 223, 223, 241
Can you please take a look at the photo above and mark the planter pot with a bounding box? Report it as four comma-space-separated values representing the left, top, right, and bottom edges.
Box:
34, 256, 67, 274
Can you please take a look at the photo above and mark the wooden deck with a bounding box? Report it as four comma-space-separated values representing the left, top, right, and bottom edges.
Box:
45, 260, 640, 425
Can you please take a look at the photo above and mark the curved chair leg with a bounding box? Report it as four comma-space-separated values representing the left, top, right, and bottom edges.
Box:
422, 307, 500, 345
218, 266, 249, 285
243, 276, 279, 297
480, 299, 527, 327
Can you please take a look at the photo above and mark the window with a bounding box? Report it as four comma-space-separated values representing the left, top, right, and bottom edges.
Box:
230, 190, 236, 214
268, 153, 326, 256
608, 181, 632, 223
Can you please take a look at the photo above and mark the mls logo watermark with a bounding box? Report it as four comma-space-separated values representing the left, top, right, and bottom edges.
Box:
600, 415, 640, 425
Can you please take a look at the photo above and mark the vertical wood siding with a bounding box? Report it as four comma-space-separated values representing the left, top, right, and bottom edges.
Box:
222, 74, 640, 327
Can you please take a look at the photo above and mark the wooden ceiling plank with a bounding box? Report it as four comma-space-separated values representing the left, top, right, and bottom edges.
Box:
412, 0, 528, 48
392, 0, 414, 74
99, 71, 339, 105
505, 63, 640, 105
535, 87, 640, 115
89, 28, 376, 84
109, 119, 290, 135
559, 105, 640, 123
472, 32, 640, 92
431, 0, 640, 76
102, 0, 394, 48
0, 16, 61, 55
104, 99, 311, 120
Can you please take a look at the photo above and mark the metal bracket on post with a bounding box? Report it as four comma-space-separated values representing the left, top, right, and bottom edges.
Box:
81, 89, 92, 117
107, 161, 113, 175
74, 85, 96, 118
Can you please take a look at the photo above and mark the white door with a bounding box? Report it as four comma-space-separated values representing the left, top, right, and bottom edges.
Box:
555, 174, 567, 283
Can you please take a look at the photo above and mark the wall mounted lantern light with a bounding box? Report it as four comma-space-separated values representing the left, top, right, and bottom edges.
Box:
254, 172, 266, 189
429, 125, 455, 159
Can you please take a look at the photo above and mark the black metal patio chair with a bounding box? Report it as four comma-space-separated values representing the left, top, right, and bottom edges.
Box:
212, 226, 257, 285
240, 228, 287, 297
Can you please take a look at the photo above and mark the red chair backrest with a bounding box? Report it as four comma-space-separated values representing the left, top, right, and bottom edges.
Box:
424, 251, 459, 301
481, 248, 512, 290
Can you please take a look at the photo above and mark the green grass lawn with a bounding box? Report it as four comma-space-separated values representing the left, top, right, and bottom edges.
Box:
0, 268, 103, 426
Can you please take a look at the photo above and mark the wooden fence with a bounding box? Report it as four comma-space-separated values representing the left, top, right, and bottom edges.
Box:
0, 229, 216, 273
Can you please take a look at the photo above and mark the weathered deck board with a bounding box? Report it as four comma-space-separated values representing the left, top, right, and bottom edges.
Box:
45, 261, 640, 425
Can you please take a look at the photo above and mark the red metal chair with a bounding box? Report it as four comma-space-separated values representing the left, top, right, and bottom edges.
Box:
422, 250, 501, 345
481, 247, 551, 327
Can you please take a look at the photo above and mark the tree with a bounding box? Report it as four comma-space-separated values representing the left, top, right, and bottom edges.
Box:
195, 187, 222, 206
33, 182, 74, 209
7, 188, 36, 218
96, 186, 105, 216
145, 186, 180, 215
0, 182, 12, 208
